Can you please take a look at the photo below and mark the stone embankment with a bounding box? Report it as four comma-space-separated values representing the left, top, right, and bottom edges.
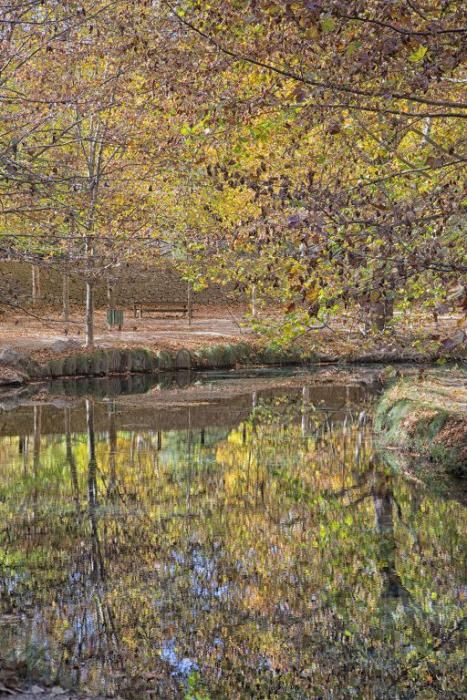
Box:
1, 338, 466, 390
0, 342, 307, 388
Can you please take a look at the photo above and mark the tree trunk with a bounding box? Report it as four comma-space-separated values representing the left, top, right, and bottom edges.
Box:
371, 293, 394, 331
63, 272, 70, 323
251, 284, 257, 318
106, 278, 114, 330
84, 232, 95, 347
187, 283, 192, 327
85, 280, 94, 348
372, 299, 387, 331
366, 270, 395, 332
32, 265, 41, 305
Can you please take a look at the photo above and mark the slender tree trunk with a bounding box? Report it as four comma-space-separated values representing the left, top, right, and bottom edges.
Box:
32, 265, 41, 305
251, 284, 257, 318
63, 272, 70, 323
84, 234, 95, 348
187, 283, 192, 327
106, 278, 115, 330
85, 281, 94, 348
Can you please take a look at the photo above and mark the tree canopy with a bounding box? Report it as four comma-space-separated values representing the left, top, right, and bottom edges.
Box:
1, 0, 466, 340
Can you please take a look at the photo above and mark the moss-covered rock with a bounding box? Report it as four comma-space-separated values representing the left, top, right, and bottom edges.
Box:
0, 365, 28, 387
119, 350, 132, 373
192, 347, 210, 369
39, 347, 158, 379
130, 348, 149, 372
47, 357, 65, 378
107, 349, 122, 373
75, 353, 92, 376
194, 344, 235, 368
375, 377, 467, 477
158, 350, 175, 371
0, 348, 39, 377
144, 349, 158, 372
90, 349, 109, 375
255, 346, 303, 365
232, 342, 254, 364
175, 349, 192, 369
63, 354, 78, 376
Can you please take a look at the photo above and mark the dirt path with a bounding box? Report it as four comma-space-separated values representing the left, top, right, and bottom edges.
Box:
0, 306, 249, 355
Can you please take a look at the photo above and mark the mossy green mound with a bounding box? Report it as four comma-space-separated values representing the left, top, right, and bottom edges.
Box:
158, 350, 175, 371
40, 347, 159, 378
28, 340, 315, 381
194, 345, 234, 368
375, 377, 467, 477
255, 346, 303, 365
192, 342, 305, 369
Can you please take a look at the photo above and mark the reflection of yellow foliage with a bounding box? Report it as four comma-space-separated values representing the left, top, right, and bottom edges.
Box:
0, 409, 465, 698
216, 424, 266, 497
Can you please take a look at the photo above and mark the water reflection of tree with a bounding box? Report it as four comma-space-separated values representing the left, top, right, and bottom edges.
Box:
64, 407, 80, 514
86, 399, 105, 583
373, 470, 412, 611
32, 405, 41, 517
331, 454, 415, 612
0, 394, 464, 698
70, 399, 124, 685
106, 401, 118, 502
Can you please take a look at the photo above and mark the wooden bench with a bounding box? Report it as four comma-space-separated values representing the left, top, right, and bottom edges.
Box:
133, 301, 191, 319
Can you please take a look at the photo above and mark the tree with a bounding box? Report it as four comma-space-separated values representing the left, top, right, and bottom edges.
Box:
155, 0, 466, 335
1, 1, 182, 343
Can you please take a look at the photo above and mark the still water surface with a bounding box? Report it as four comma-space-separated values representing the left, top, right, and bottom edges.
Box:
0, 369, 465, 699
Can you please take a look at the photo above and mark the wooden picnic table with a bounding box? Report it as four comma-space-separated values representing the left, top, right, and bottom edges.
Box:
133, 301, 192, 319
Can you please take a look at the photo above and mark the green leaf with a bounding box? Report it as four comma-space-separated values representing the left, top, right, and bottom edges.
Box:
408, 45, 428, 62
320, 16, 336, 33
346, 40, 361, 56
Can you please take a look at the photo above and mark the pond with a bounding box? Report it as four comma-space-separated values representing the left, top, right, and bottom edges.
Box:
0, 369, 465, 699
